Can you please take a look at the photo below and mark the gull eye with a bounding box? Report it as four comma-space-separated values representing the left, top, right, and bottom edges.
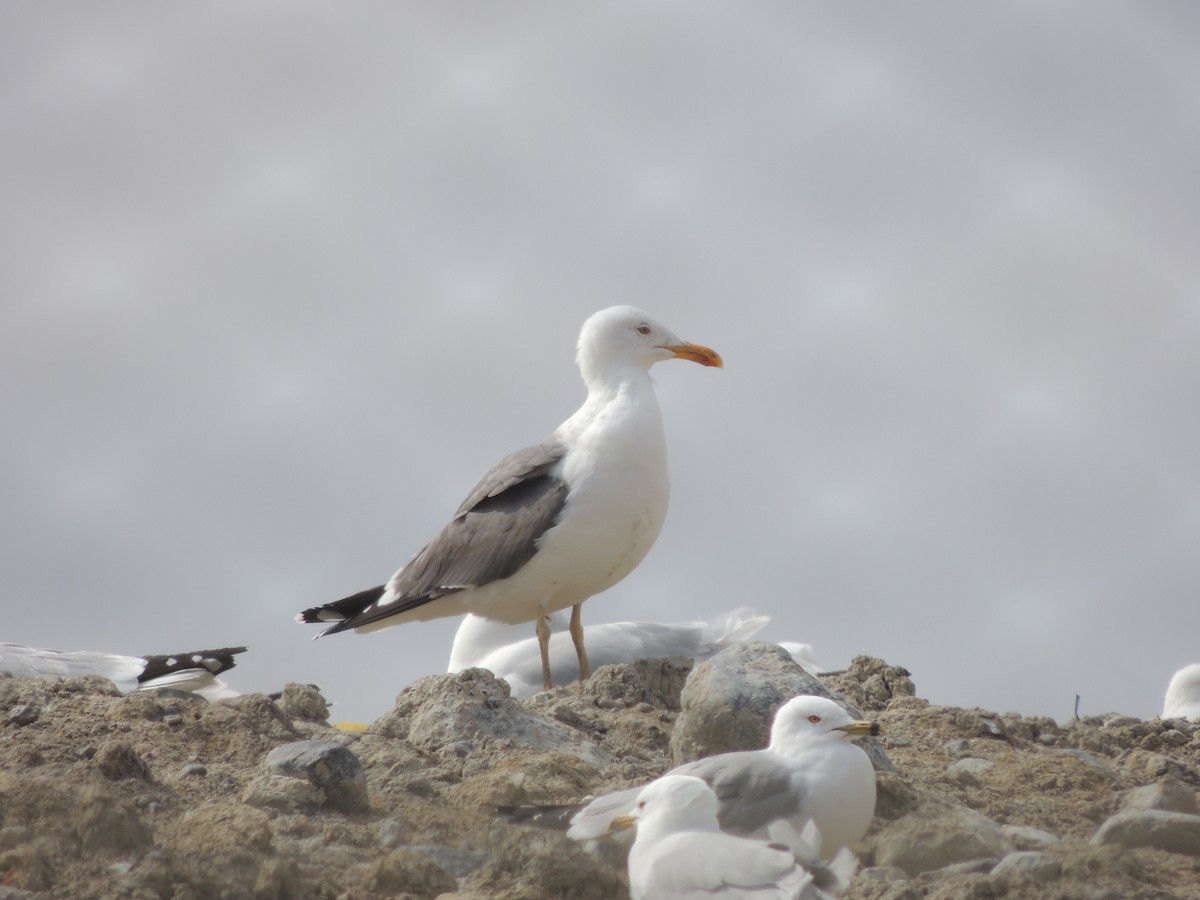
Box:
636, 324, 651, 335
808, 715, 821, 724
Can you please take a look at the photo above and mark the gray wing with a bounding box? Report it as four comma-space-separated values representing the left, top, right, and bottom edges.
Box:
675, 751, 807, 835
311, 440, 568, 632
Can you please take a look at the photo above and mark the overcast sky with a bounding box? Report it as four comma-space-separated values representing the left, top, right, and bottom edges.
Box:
4, 3, 1198, 725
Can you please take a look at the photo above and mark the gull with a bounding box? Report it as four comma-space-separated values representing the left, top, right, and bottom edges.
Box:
1163, 663, 1200, 720
569, 695, 879, 861
447, 606, 774, 698
297, 306, 722, 691
618, 775, 841, 899
0, 644, 244, 700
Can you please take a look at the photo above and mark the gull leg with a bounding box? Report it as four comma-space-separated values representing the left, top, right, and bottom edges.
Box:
537, 614, 554, 691
569, 603, 591, 680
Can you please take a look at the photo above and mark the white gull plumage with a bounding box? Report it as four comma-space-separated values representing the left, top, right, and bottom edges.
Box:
0, 644, 244, 700
569, 695, 879, 862
1163, 663, 1200, 720
448, 608, 823, 698
297, 306, 722, 691
620, 775, 839, 900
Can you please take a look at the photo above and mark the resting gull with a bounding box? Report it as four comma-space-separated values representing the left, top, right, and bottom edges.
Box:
297, 306, 721, 691
449, 607, 824, 698
1163, 663, 1200, 720
0, 644, 244, 700
569, 694, 879, 861
618, 775, 838, 900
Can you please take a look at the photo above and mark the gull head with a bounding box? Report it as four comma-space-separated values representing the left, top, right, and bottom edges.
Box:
614, 775, 721, 836
768, 695, 883, 753
577, 306, 722, 385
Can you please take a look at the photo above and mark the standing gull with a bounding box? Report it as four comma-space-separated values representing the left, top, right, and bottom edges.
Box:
297, 306, 722, 690
618, 775, 836, 899
569, 695, 879, 861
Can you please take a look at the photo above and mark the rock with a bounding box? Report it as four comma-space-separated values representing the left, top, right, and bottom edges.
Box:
1000, 824, 1060, 850
76, 786, 152, 853
371, 668, 609, 770
5, 704, 39, 726
577, 655, 692, 711
1122, 776, 1198, 814
369, 849, 456, 895
463, 828, 626, 899
872, 804, 1011, 874
377, 818, 405, 848
253, 857, 301, 900
264, 739, 368, 813
274, 683, 329, 723
178, 763, 207, 778
669, 643, 893, 771
242, 773, 323, 814
945, 757, 993, 786
1090, 808, 1200, 856
992, 850, 1061, 883
93, 740, 152, 781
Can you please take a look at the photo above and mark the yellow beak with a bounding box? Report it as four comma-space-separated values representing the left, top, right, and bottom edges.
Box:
661, 342, 723, 368
609, 813, 637, 833
836, 720, 884, 738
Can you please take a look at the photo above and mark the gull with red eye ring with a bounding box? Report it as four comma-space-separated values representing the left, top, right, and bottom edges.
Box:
616, 775, 842, 899
569, 694, 881, 863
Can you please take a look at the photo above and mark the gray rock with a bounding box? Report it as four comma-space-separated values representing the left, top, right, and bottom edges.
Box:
264, 739, 368, 812
178, 763, 207, 778
1122, 776, 1198, 814
1001, 824, 1060, 850
945, 757, 993, 786
668, 643, 892, 770
5, 704, 39, 726
992, 850, 1062, 883
370, 668, 609, 770
873, 804, 1012, 875
1090, 808, 1200, 856
943, 738, 972, 756
242, 773, 323, 814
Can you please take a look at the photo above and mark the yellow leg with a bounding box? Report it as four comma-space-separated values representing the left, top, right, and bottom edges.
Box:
537, 614, 553, 691
569, 603, 591, 681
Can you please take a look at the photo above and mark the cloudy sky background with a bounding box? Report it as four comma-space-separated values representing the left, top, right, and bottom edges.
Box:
4, 3, 1198, 725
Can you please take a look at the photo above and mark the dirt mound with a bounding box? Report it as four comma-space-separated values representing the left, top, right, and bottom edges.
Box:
1, 654, 1198, 899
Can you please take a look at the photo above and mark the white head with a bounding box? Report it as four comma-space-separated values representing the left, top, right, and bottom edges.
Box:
768, 695, 881, 753
576, 306, 722, 387
1163, 663, 1200, 719
627, 774, 721, 836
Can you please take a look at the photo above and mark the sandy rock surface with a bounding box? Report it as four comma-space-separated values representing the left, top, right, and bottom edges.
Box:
1, 650, 1198, 899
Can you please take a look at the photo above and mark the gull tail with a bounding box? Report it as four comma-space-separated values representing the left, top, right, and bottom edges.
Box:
707, 606, 771, 647
296, 585, 387, 637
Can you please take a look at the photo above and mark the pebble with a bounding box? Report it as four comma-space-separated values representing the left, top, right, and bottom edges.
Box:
179, 764, 207, 778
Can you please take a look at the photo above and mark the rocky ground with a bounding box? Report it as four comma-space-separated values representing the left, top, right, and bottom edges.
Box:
1, 644, 1198, 900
